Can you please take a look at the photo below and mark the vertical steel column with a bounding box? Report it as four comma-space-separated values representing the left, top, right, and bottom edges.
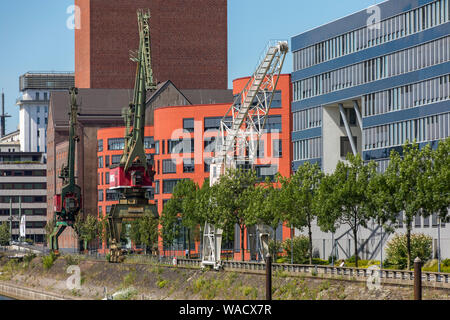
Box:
414, 257, 422, 300
353, 100, 363, 129
266, 254, 272, 300
339, 103, 357, 155
9, 198, 12, 243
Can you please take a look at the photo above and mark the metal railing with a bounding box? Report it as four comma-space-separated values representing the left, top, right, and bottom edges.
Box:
174, 258, 450, 287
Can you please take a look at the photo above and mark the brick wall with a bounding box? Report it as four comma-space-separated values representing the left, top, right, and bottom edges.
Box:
75, 0, 228, 90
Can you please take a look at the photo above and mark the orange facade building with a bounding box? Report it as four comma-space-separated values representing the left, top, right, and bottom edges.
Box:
96, 75, 292, 260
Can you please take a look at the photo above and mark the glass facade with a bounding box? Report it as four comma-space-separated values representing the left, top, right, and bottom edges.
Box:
293, 0, 450, 71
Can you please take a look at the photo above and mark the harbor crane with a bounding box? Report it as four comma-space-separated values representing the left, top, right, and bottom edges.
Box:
50, 87, 82, 254
202, 40, 288, 270
107, 9, 158, 263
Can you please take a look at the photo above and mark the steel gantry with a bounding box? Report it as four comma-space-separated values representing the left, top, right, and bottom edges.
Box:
50, 87, 82, 254
202, 40, 288, 270
107, 9, 158, 263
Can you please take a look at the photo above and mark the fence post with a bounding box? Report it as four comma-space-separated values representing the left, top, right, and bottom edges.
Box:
266, 254, 272, 301
414, 257, 422, 301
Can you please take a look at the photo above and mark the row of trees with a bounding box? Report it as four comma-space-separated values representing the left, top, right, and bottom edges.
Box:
160, 138, 449, 269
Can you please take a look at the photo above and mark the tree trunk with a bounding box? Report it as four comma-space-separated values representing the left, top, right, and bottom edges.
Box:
308, 220, 313, 265
353, 227, 359, 268
406, 223, 412, 270
241, 226, 245, 262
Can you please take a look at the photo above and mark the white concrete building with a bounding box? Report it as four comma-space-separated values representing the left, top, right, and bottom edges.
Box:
17, 72, 74, 158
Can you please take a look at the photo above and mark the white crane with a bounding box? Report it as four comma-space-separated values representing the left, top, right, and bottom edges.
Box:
202, 40, 288, 270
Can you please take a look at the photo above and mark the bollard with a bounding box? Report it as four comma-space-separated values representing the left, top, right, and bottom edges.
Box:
266, 254, 272, 301
414, 257, 422, 300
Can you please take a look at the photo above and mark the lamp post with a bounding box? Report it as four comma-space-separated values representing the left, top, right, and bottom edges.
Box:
437, 216, 441, 273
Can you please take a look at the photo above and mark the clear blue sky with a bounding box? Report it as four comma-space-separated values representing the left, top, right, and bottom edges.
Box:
0, 0, 382, 134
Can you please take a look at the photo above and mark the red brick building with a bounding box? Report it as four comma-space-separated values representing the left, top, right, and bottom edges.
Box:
75, 0, 228, 90
96, 75, 292, 260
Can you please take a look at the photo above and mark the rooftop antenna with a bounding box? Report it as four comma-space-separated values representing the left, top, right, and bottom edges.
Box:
1, 89, 11, 137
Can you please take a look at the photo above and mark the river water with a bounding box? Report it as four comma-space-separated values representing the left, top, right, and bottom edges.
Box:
0, 295, 15, 300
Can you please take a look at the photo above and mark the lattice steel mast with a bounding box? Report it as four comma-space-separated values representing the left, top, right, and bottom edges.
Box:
202, 40, 288, 270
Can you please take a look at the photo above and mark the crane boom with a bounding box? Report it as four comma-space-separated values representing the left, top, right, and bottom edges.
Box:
50, 87, 82, 254
202, 41, 288, 269
107, 9, 158, 263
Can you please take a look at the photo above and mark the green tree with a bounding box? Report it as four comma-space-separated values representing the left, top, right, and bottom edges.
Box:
136, 212, 159, 254
243, 178, 284, 258
385, 233, 432, 269
0, 222, 10, 246
279, 162, 323, 264
384, 141, 430, 270
315, 154, 377, 268
214, 168, 258, 261
160, 179, 199, 256
421, 138, 450, 222
73, 214, 99, 252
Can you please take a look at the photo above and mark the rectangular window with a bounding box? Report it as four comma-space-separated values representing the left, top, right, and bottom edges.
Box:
98, 189, 104, 202
340, 136, 357, 157
108, 138, 125, 150
183, 158, 195, 173
98, 140, 103, 152
265, 115, 282, 132
98, 156, 103, 168
163, 179, 182, 194
162, 159, 177, 174
183, 118, 195, 133
273, 139, 282, 158
111, 155, 121, 165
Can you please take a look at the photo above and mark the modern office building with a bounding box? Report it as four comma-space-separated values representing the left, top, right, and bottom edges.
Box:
0, 152, 47, 244
17, 72, 75, 157
96, 75, 292, 259
0, 130, 20, 152
291, 0, 450, 260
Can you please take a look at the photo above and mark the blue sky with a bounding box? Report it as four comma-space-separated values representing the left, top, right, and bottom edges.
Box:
0, 0, 382, 134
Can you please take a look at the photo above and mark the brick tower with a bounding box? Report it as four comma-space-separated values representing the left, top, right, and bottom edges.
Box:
75, 0, 228, 90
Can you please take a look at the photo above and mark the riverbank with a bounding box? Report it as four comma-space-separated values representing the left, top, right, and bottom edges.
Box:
0, 253, 449, 300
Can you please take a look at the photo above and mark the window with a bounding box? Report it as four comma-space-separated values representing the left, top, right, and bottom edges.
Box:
98, 140, 103, 152
163, 179, 182, 194
340, 108, 357, 126
36, 93, 40, 101
340, 136, 357, 157
265, 115, 282, 132
256, 165, 278, 182
37, 117, 40, 125
204, 158, 211, 172
183, 118, 195, 133
183, 158, 195, 173
111, 155, 121, 165
168, 138, 194, 154
256, 140, 264, 158
144, 136, 155, 149
106, 189, 118, 201
162, 159, 177, 174
153, 180, 160, 194
105, 155, 110, 167
204, 117, 232, 132
105, 172, 110, 184
44, 92, 48, 100
273, 139, 282, 158
98, 156, 103, 168
108, 138, 125, 150
98, 189, 104, 202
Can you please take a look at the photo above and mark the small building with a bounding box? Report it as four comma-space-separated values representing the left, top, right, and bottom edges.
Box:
17, 72, 75, 159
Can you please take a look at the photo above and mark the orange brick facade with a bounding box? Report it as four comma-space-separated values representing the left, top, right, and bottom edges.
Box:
75, 0, 228, 90
96, 75, 292, 260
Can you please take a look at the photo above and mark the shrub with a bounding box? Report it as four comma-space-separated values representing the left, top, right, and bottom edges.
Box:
268, 239, 283, 259
42, 252, 57, 270
281, 236, 311, 264
442, 259, 450, 267
385, 233, 432, 269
